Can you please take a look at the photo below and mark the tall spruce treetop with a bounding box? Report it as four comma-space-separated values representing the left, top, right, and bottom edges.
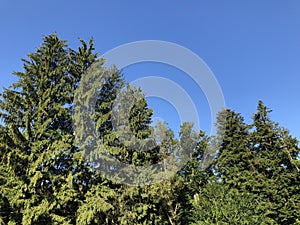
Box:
0, 34, 98, 224
249, 101, 300, 224
215, 108, 252, 189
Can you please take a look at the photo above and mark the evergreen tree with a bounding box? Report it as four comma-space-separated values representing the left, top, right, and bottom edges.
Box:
190, 104, 299, 225
0, 33, 99, 224
194, 103, 300, 225
248, 101, 300, 224
214, 108, 252, 190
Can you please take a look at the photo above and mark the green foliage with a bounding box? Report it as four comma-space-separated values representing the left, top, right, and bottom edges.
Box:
190, 182, 271, 225
0, 33, 98, 224
0, 35, 299, 225
190, 103, 300, 225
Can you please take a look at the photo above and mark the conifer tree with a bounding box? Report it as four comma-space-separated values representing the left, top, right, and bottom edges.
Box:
190, 104, 299, 224
249, 101, 300, 224
214, 108, 252, 189
0, 33, 98, 224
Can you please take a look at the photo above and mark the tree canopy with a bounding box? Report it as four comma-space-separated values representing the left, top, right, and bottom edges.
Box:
0, 34, 299, 224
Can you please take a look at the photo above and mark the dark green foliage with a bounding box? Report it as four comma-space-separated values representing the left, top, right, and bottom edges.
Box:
191, 182, 271, 224
248, 101, 300, 224
190, 103, 300, 225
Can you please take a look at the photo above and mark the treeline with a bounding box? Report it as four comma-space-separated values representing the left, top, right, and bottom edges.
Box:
0, 34, 299, 225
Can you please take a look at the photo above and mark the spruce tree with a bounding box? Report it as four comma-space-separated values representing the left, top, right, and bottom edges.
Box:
214, 108, 252, 190
249, 101, 300, 224
190, 104, 300, 224
0, 33, 98, 224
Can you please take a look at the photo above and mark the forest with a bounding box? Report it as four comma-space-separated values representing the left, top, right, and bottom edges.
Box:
0, 34, 299, 225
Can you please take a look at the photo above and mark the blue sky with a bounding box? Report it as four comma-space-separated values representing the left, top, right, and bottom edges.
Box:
0, 1, 299, 139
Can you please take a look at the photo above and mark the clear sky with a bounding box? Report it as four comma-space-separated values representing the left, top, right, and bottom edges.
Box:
1, 1, 300, 140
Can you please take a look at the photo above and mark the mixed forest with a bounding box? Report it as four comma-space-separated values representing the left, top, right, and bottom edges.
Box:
0, 34, 299, 224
